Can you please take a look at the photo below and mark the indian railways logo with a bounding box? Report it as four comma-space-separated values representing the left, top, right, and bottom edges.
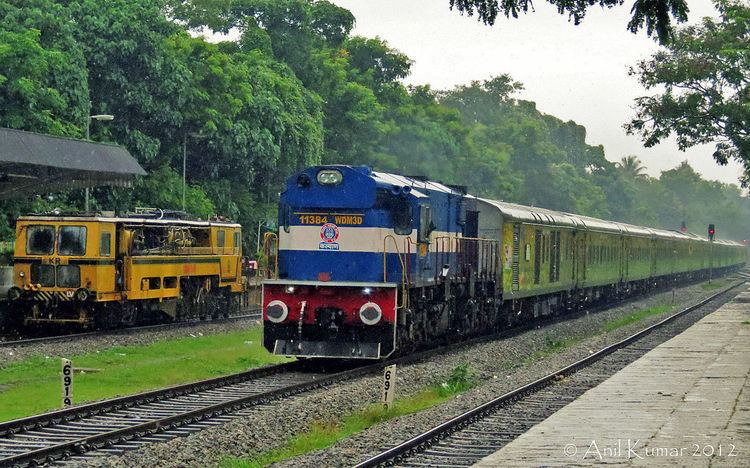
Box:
319, 223, 340, 250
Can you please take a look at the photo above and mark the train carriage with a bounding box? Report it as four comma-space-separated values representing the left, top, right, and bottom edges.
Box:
262, 165, 747, 360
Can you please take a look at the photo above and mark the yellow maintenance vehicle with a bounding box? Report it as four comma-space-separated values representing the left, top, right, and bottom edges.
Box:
7, 210, 244, 328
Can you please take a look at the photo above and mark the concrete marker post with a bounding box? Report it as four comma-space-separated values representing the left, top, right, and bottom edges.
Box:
382, 364, 396, 409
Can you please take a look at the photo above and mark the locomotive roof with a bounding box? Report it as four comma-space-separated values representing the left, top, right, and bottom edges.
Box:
371, 171, 463, 197
17, 215, 240, 228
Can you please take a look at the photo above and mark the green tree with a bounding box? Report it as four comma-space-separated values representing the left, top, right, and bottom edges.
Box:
68, 0, 191, 166
617, 155, 648, 179
0, 1, 89, 135
448, 0, 689, 43
627, 0, 750, 185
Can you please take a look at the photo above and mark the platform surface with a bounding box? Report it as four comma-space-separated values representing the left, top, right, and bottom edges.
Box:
474, 286, 750, 467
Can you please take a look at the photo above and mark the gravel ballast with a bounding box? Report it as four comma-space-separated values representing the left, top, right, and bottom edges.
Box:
75, 279, 742, 468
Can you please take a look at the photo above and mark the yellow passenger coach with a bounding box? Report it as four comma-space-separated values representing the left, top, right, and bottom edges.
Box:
8, 211, 244, 327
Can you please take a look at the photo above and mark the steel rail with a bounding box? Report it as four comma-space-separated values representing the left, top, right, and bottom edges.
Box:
354, 280, 746, 468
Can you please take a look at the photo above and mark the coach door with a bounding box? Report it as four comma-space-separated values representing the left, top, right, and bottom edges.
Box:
511, 224, 520, 292
578, 232, 587, 286
533, 230, 542, 285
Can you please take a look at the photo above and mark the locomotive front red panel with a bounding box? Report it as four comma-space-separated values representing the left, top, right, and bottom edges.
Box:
262, 280, 398, 359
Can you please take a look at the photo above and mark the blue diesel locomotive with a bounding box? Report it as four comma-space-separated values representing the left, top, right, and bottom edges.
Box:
262, 165, 746, 359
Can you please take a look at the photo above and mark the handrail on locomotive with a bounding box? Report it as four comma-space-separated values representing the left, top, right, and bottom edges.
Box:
382, 234, 409, 309
262, 232, 279, 279
432, 236, 499, 283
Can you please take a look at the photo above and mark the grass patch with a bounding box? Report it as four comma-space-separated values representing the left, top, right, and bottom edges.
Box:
0, 326, 287, 422
742, 321, 750, 325
221, 365, 478, 468
601, 305, 672, 333
524, 335, 584, 365
701, 278, 728, 291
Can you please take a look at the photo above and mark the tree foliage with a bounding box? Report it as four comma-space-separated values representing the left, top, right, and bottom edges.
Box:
627, 0, 750, 185
0, 1, 89, 135
0, 0, 748, 249
448, 0, 689, 43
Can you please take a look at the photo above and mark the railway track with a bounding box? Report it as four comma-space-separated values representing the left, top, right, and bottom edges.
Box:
0, 359, 379, 467
354, 280, 746, 468
0, 309, 261, 348
0, 275, 742, 466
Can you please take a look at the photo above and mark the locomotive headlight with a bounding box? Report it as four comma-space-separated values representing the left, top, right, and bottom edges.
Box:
358, 302, 382, 326
362, 287, 372, 295
266, 300, 289, 323
316, 169, 343, 185
285, 286, 296, 294
18, 271, 24, 278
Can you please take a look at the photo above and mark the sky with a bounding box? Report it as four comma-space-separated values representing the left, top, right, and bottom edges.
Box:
329, 0, 743, 185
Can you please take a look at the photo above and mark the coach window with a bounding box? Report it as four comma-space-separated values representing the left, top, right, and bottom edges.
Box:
100, 232, 112, 257
27, 225, 55, 255
59, 226, 87, 256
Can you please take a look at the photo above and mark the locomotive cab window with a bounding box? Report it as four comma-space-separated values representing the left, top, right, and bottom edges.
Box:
27, 225, 55, 255
58, 226, 87, 256
234, 231, 241, 254
391, 199, 412, 235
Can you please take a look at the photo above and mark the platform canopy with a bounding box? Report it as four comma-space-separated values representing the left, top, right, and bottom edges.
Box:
0, 127, 146, 199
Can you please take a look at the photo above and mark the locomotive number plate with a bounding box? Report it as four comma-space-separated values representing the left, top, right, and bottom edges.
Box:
297, 214, 363, 225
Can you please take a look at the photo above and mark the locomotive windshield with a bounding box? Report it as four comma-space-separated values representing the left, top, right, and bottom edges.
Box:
26, 225, 55, 255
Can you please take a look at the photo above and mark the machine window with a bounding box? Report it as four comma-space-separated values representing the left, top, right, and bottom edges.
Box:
27, 225, 55, 255
58, 226, 87, 256
56, 265, 80, 288
234, 231, 241, 253
100, 232, 111, 257
31, 264, 55, 287
217, 230, 226, 248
